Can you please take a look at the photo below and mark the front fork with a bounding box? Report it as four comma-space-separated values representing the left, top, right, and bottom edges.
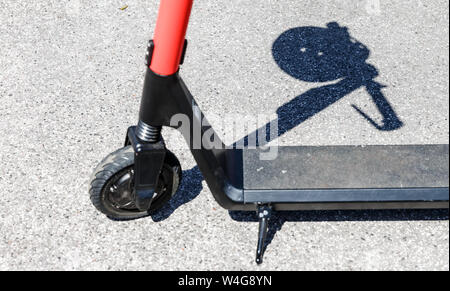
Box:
125, 125, 166, 211
126, 0, 273, 264
125, 0, 193, 211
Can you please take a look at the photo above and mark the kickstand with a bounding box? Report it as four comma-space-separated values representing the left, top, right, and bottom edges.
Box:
255, 205, 272, 264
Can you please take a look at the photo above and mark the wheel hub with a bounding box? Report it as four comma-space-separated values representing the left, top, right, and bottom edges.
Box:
105, 167, 167, 211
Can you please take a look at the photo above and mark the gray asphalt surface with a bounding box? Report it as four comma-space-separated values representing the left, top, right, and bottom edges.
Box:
0, 0, 449, 270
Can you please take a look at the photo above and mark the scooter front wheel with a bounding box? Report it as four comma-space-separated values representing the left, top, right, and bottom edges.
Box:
89, 146, 182, 220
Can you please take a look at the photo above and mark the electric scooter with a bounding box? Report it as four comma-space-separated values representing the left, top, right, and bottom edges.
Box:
89, 0, 449, 264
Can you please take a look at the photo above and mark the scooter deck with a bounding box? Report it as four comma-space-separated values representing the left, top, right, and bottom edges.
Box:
243, 144, 449, 209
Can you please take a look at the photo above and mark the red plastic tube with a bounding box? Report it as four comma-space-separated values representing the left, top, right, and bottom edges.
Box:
150, 0, 194, 76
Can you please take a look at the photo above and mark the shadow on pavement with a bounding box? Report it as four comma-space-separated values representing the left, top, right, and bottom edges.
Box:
150, 22, 445, 254
229, 209, 449, 257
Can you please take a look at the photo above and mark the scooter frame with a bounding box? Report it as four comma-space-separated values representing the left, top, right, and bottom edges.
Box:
119, 0, 448, 263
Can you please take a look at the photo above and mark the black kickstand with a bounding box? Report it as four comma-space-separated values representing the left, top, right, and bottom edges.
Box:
255, 205, 272, 264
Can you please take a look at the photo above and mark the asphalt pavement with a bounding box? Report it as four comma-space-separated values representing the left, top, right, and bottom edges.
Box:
0, 0, 448, 270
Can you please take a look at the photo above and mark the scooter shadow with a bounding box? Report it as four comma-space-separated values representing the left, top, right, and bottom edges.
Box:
152, 166, 448, 253
151, 166, 204, 222
229, 209, 449, 256
151, 22, 446, 252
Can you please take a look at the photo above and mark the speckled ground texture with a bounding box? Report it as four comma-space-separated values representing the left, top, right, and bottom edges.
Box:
0, 0, 449, 271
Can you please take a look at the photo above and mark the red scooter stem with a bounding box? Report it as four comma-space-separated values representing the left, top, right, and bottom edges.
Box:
150, 0, 194, 76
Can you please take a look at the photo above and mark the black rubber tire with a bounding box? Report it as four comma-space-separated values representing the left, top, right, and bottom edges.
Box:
89, 146, 181, 221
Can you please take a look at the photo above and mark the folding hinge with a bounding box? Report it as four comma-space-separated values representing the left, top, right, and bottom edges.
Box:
145, 39, 188, 67
145, 40, 155, 67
